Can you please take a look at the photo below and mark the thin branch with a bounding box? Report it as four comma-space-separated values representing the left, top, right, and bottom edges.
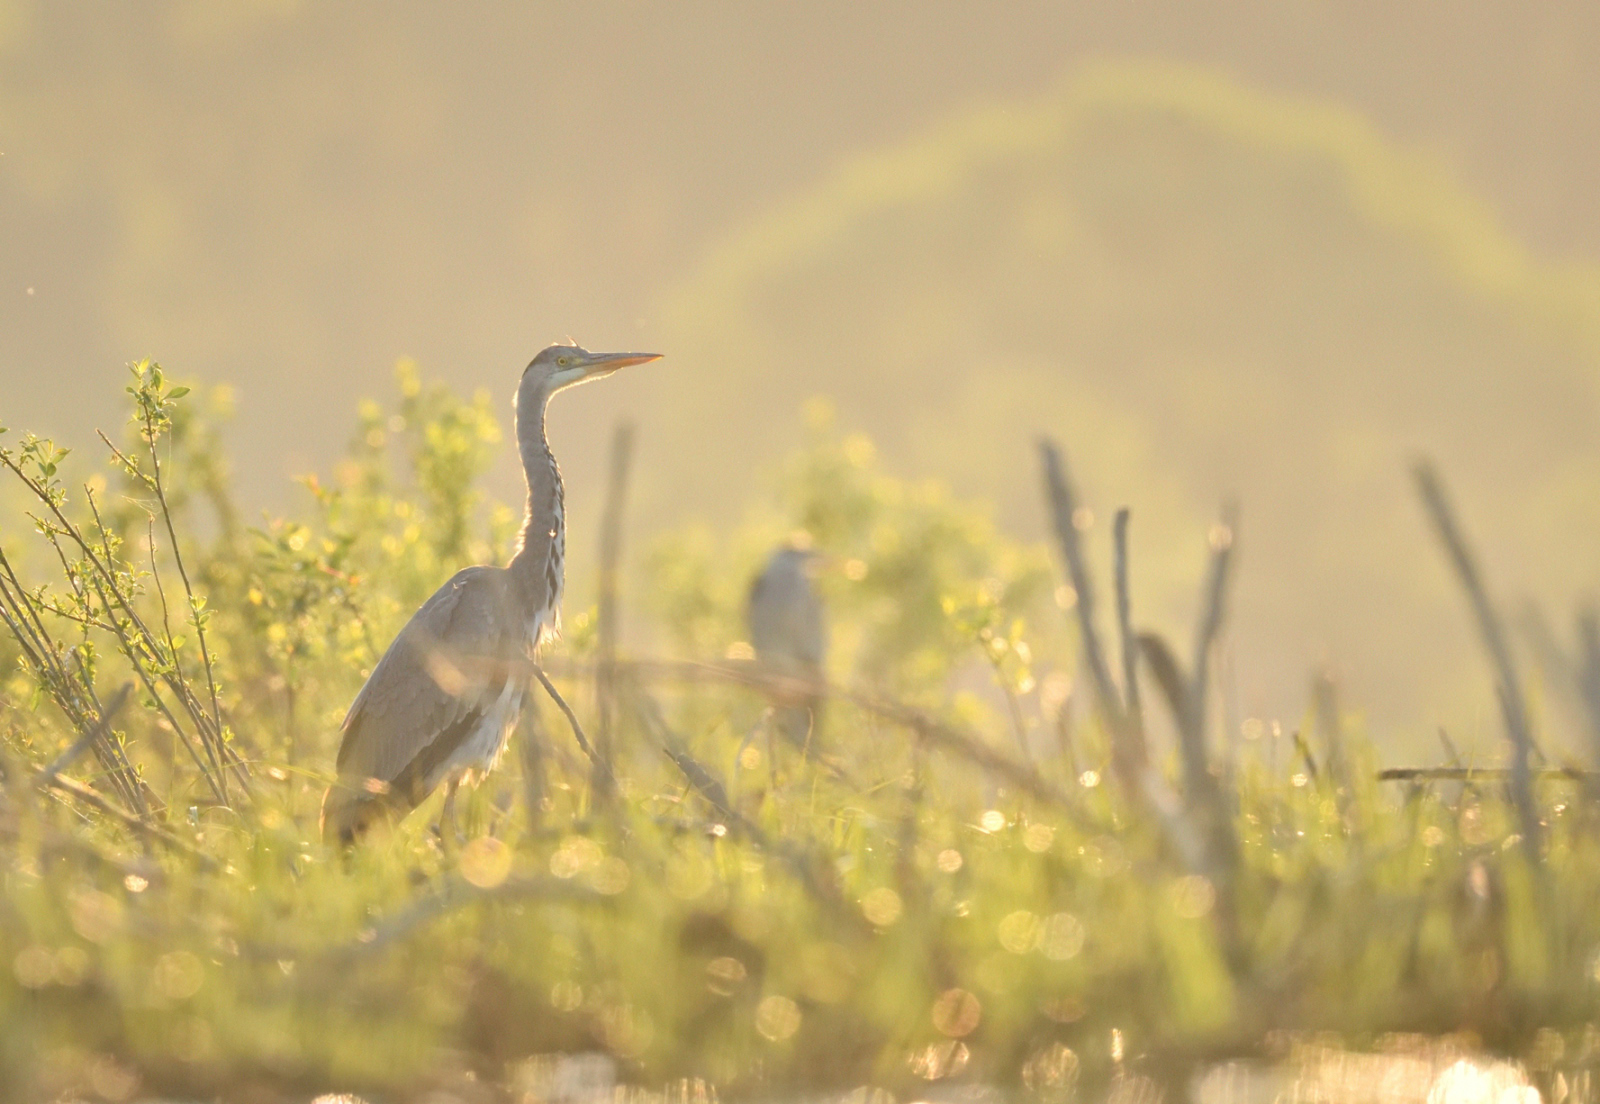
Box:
1379, 767, 1595, 782
1188, 505, 1236, 763
1313, 670, 1351, 800
1575, 608, 1600, 769
1413, 462, 1540, 862
40, 682, 133, 785
989, 649, 1033, 764
530, 662, 616, 793
593, 421, 635, 804
1037, 440, 1145, 784
1113, 508, 1141, 721
1, 541, 147, 811
517, 705, 549, 830
135, 423, 227, 744
84, 489, 245, 797
595, 657, 1112, 837
627, 681, 862, 924
324, 875, 598, 961
83, 569, 227, 805
37, 770, 211, 867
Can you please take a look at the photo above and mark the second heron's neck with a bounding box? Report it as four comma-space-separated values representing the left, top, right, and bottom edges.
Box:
508, 386, 565, 607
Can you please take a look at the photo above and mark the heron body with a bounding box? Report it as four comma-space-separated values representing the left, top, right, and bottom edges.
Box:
321, 345, 660, 842
746, 546, 827, 748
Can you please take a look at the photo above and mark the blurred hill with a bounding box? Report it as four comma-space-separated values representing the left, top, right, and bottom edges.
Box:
642, 61, 1600, 752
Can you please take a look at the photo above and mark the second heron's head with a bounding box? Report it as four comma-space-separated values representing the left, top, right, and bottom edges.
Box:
520, 344, 661, 404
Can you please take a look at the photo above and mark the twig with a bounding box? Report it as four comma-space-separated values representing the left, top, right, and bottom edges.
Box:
1113, 508, 1141, 721
1187, 506, 1236, 773
530, 662, 616, 792
37, 770, 211, 867
1037, 440, 1145, 783
129, 420, 228, 746
327, 875, 597, 961
1291, 730, 1319, 780
1313, 671, 1355, 830
1378, 767, 1596, 782
605, 657, 1109, 834
40, 682, 133, 785
990, 651, 1033, 764
82, 488, 234, 801
594, 421, 635, 804
0, 542, 149, 812
84, 566, 227, 805
627, 681, 861, 923
517, 704, 549, 830
1413, 462, 1541, 862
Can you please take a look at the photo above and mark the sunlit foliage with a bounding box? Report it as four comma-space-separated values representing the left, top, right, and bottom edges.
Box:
0, 370, 1598, 1101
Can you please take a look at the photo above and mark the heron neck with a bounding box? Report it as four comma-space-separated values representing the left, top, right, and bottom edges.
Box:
508, 383, 564, 603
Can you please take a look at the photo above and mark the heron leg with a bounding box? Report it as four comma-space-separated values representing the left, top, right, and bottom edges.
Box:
439, 777, 463, 847
732, 711, 768, 800
765, 709, 779, 790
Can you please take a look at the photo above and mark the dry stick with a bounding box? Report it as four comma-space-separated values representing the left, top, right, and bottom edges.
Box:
1188, 507, 1236, 766
1313, 670, 1355, 827
1313, 673, 1348, 783
1379, 767, 1596, 782
83, 569, 227, 805
37, 770, 212, 867
1134, 632, 1223, 872
125, 423, 227, 744
1053, 692, 1079, 781
994, 657, 1033, 764
74, 490, 230, 801
1413, 463, 1541, 862
517, 705, 549, 831
1112, 508, 1141, 722
633, 689, 736, 823
141, 512, 214, 795
1034, 445, 1211, 875
627, 680, 862, 924
40, 682, 133, 785
82, 486, 232, 777
52, 540, 149, 811
606, 657, 1109, 837
328, 875, 598, 961
0, 544, 147, 812
0, 546, 66, 685
1037, 441, 1145, 780
1438, 728, 1464, 767
1187, 509, 1241, 874
1576, 610, 1600, 768
593, 421, 635, 804
530, 663, 616, 793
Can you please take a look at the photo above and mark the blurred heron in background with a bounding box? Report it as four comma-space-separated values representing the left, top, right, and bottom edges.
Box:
321, 344, 662, 843
746, 543, 828, 752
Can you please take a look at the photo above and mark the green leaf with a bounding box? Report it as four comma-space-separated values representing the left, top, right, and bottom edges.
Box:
168, 385, 191, 399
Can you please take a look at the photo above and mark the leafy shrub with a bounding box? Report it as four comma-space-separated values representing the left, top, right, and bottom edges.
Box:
0, 366, 1596, 1102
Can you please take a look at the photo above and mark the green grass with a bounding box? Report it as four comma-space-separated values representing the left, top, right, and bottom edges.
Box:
1, 364, 1597, 1102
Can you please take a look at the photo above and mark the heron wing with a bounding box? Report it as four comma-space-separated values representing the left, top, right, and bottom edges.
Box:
334, 566, 520, 790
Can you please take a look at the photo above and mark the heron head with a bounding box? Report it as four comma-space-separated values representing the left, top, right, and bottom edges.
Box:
523, 343, 662, 394
771, 542, 827, 579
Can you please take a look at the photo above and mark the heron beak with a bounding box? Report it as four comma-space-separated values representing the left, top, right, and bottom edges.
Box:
581, 351, 662, 378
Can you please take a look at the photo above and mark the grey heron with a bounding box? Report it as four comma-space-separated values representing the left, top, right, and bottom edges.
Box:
320, 344, 661, 843
746, 544, 827, 750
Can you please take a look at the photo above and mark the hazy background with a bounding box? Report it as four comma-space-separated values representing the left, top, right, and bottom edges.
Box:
4, 1, 1599, 756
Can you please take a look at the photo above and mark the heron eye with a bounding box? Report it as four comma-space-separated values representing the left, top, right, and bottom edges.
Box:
557, 356, 571, 367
